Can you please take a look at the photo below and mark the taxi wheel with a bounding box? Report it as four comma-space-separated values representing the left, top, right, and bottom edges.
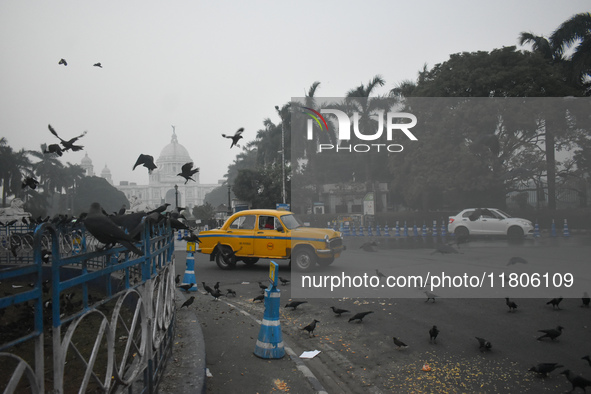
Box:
292, 248, 316, 272
316, 257, 334, 267
215, 247, 237, 270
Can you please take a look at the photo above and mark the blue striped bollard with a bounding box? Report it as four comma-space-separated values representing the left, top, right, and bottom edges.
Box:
344, 224, 350, 237
432, 220, 438, 237
367, 225, 373, 236
181, 249, 198, 292
551, 219, 557, 237
413, 224, 419, 237
351, 226, 357, 237
359, 225, 364, 237
375, 225, 381, 236
177, 230, 182, 240
254, 262, 285, 359
533, 221, 540, 238
403, 221, 409, 237
563, 219, 570, 237
384, 224, 390, 237
422, 223, 428, 237
395, 221, 401, 237
184, 229, 189, 238
441, 220, 447, 238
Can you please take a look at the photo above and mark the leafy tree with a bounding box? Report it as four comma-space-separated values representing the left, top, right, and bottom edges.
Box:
73, 176, 129, 216
0, 138, 31, 206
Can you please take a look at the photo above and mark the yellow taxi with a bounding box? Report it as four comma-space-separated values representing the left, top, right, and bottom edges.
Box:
196, 209, 345, 272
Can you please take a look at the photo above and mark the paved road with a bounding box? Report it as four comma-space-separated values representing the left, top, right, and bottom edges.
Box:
175, 235, 591, 393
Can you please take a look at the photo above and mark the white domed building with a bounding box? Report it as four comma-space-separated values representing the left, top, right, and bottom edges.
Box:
103, 129, 219, 211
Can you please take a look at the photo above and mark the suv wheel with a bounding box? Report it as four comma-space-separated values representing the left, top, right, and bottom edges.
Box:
215, 246, 237, 270
507, 226, 524, 240
454, 227, 469, 238
292, 248, 316, 272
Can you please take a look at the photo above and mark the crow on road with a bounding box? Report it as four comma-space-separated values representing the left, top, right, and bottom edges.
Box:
330, 306, 350, 317
348, 311, 373, 323
537, 326, 564, 341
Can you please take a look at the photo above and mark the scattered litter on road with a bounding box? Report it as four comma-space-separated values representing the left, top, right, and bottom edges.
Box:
300, 350, 321, 359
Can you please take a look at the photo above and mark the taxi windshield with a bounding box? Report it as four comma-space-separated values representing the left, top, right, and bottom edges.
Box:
280, 214, 302, 230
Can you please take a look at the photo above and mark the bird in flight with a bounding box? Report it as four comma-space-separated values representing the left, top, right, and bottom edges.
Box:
21, 177, 39, 190
48, 124, 87, 152
43, 143, 63, 156
133, 154, 157, 174
93, 62, 102, 68
222, 127, 244, 148
58, 58, 67, 66
177, 162, 199, 184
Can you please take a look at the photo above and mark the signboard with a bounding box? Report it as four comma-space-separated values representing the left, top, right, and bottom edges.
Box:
363, 193, 375, 215
186, 242, 196, 252
276, 203, 291, 211
269, 261, 278, 286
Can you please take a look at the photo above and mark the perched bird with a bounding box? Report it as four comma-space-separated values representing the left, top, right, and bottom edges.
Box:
505, 297, 518, 312
201, 282, 214, 295
546, 297, 563, 309
278, 277, 290, 286
424, 290, 439, 303
214, 282, 220, 291
180, 296, 195, 309
476, 337, 492, 351
177, 162, 199, 184
182, 232, 201, 244
360, 241, 378, 252
252, 294, 264, 303
560, 370, 591, 393
83, 202, 143, 255
222, 127, 244, 148
507, 256, 528, 265
58, 58, 67, 66
93, 62, 102, 68
21, 177, 39, 190
528, 363, 564, 377
393, 337, 408, 350
148, 203, 170, 215
285, 301, 308, 310
582, 292, 590, 308
210, 289, 223, 300
133, 154, 157, 174
175, 274, 181, 285
375, 269, 387, 279
330, 306, 350, 317
179, 283, 194, 292
429, 325, 439, 343
537, 325, 564, 341
348, 311, 373, 323
431, 243, 459, 254
226, 288, 237, 297
301, 319, 319, 337
48, 124, 87, 152
582, 355, 591, 367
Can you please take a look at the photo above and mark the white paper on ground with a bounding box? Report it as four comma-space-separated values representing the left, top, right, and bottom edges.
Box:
299, 350, 321, 359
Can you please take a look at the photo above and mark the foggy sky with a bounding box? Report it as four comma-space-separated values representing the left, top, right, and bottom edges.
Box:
1, 1, 588, 186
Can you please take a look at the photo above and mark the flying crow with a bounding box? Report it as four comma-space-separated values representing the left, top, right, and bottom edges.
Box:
222, 127, 244, 148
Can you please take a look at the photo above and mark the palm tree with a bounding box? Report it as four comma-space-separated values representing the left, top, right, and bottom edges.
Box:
0, 138, 31, 206
518, 13, 590, 209
550, 12, 591, 92
29, 145, 66, 196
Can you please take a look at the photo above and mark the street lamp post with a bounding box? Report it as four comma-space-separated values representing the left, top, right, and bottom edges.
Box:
227, 183, 232, 216
174, 184, 178, 210
275, 105, 286, 205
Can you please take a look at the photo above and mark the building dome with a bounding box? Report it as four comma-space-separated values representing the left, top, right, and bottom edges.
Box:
152, 128, 197, 184
81, 153, 92, 165
157, 132, 192, 164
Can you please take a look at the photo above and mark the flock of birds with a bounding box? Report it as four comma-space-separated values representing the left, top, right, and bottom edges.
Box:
174, 259, 591, 392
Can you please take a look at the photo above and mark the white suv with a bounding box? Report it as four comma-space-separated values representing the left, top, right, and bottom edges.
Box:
448, 208, 534, 239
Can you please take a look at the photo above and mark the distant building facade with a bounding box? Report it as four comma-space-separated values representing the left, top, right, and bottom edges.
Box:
83, 130, 219, 211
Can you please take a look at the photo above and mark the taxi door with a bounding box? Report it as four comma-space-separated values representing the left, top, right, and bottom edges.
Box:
253, 215, 288, 258
224, 214, 255, 256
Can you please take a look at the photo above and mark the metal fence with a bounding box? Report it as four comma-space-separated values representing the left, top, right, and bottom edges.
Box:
0, 219, 176, 393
